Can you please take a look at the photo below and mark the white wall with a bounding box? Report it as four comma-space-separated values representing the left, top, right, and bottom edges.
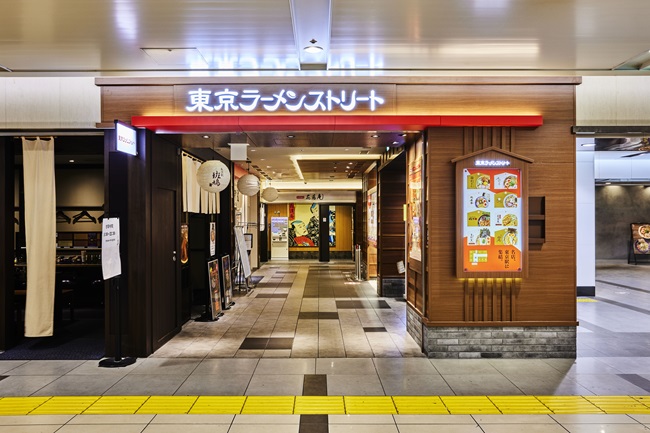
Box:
577, 76, 650, 126
576, 149, 595, 288
0, 77, 100, 128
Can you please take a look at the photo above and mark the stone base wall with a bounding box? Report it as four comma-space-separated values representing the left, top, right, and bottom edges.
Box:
423, 326, 576, 359
380, 277, 405, 297
406, 306, 423, 348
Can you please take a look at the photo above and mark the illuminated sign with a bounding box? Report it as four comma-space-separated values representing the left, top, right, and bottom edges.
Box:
184, 88, 385, 113
462, 167, 522, 273
115, 121, 137, 156
475, 159, 511, 167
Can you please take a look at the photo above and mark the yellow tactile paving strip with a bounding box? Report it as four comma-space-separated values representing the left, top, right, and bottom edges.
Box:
1, 396, 650, 416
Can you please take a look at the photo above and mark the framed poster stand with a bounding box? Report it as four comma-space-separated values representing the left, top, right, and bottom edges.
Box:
196, 259, 223, 321
221, 254, 235, 309
628, 223, 650, 265
234, 226, 253, 291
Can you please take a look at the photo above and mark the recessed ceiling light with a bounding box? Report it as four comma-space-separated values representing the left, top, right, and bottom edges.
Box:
287, 135, 295, 138
399, 133, 407, 137
202, 135, 210, 139
250, 149, 256, 152
392, 141, 399, 145
69, 159, 75, 163
304, 39, 323, 53
581, 143, 595, 147
371, 134, 379, 138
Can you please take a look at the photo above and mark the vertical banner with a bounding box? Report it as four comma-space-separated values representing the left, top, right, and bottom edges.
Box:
22, 137, 56, 337
462, 168, 522, 273
234, 227, 252, 277
102, 218, 122, 280
408, 155, 422, 261
180, 224, 189, 264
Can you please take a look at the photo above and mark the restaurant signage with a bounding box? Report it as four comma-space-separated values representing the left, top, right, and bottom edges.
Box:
175, 84, 394, 114
631, 223, 650, 255
461, 166, 523, 274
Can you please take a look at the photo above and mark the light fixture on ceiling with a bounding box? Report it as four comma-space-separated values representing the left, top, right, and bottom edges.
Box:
371, 134, 379, 138
202, 135, 210, 139
287, 135, 295, 138
69, 159, 75, 163
304, 39, 323, 53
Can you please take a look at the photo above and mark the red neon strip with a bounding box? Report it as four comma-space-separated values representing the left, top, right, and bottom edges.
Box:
131, 114, 542, 133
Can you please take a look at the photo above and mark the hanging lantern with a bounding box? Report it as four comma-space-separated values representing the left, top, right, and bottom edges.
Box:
237, 173, 260, 196
261, 187, 279, 202
196, 160, 230, 193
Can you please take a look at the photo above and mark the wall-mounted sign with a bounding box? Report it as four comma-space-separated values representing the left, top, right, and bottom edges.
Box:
271, 191, 357, 203
462, 168, 522, 273
174, 84, 394, 115
453, 148, 532, 278
115, 121, 137, 156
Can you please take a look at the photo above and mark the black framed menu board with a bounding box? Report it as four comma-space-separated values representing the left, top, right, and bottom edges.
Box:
453, 148, 533, 278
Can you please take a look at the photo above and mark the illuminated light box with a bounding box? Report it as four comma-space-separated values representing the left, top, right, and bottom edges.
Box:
115, 121, 137, 156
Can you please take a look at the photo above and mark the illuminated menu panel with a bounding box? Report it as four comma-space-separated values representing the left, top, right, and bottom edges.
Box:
462, 168, 523, 273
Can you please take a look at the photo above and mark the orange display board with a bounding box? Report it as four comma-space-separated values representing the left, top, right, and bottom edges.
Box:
462, 167, 523, 273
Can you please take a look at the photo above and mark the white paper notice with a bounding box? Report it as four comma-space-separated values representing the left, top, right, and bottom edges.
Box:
102, 218, 122, 280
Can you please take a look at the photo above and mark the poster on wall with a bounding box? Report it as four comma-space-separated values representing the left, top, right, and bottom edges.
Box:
408, 156, 422, 261
289, 203, 320, 247
462, 168, 523, 273
209, 222, 216, 257
368, 191, 378, 247
328, 208, 336, 247
180, 224, 189, 264
221, 255, 234, 308
207, 259, 222, 320
631, 223, 650, 254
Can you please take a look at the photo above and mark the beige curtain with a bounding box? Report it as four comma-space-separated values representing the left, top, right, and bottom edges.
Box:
22, 137, 56, 337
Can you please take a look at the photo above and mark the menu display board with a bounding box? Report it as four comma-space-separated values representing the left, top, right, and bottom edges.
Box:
462, 168, 523, 273
408, 156, 422, 261
631, 223, 650, 254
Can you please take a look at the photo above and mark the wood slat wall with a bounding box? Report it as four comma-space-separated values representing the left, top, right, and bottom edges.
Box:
424, 84, 577, 326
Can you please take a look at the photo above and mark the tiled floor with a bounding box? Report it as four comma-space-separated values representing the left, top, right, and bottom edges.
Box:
1, 259, 650, 432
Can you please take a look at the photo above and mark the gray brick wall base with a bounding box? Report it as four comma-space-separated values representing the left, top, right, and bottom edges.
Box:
406, 305, 576, 359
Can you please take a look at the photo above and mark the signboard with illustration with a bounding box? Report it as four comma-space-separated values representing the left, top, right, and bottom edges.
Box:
453, 148, 532, 278
288, 203, 336, 247
408, 155, 422, 261
368, 190, 378, 247
631, 223, 650, 255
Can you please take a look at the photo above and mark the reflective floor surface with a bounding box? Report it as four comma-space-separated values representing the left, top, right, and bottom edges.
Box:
0, 259, 649, 432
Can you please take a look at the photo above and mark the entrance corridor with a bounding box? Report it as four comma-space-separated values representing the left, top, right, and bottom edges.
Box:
1, 260, 650, 432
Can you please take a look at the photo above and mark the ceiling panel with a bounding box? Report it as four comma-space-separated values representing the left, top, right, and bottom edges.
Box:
1, 0, 650, 74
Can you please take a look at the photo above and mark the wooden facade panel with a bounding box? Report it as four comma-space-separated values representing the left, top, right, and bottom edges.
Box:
425, 80, 577, 325
101, 86, 175, 124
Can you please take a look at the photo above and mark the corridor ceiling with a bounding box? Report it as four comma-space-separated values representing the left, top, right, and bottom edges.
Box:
1, 0, 649, 75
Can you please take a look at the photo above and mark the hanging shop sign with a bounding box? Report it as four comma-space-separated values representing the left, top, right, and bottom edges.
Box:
174, 84, 395, 115
115, 121, 137, 156
453, 148, 533, 278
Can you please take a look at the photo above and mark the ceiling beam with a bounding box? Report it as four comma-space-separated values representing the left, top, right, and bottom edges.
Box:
290, 0, 332, 70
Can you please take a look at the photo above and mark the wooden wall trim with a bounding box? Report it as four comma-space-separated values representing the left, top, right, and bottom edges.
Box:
422, 320, 579, 327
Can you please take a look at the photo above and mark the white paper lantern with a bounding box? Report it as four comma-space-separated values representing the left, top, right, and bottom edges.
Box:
237, 174, 260, 196
261, 187, 279, 202
196, 160, 230, 193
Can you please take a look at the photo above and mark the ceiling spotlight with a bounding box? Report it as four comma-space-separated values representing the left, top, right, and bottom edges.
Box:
399, 133, 407, 137
287, 135, 295, 138
202, 135, 210, 139
69, 159, 75, 163
371, 134, 379, 138
304, 39, 323, 53
392, 141, 399, 145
